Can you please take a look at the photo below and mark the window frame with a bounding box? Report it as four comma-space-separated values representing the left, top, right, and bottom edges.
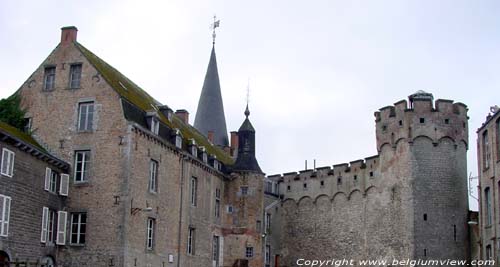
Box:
47, 209, 56, 244
70, 212, 87, 245
190, 177, 198, 207
43, 66, 56, 91
74, 150, 91, 183
265, 213, 271, 233
1, 148, 15, 177
77, 101, 95, 132
483, 130, 491, 170
146, 218, 155, 250
187, 227, 195, 255
49, 171, 58, 193
149, 159, 158, 193
485, 187, 492, 226
265, 245, 271, 266
151, 118, 159, 135
69, 63, 83, 89
215, 188, 221, 218
245, 246, 254, 258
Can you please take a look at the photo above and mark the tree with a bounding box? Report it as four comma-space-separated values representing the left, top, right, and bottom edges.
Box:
0, 93, 26, 130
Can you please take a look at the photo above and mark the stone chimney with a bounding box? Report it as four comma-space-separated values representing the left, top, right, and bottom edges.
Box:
230, 131, 239, 157
175, 109, 189, 124
61, 26, 78, 45
208, 131, 215, 143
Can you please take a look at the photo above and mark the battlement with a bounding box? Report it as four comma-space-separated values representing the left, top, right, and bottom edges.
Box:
374, 94, 468, 152
268, 155, 380, 203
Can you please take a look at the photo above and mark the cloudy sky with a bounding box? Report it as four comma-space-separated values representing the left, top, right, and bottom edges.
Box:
1, 0, 499, 209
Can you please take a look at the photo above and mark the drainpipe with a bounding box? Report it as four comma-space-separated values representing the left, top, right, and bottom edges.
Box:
177, 155, 188, 267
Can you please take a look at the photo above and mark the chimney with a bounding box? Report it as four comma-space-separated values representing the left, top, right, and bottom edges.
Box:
230, 131, 238, 157
61, 26, 78, 45
208, 131, 215, 143
175, 109, 189, 124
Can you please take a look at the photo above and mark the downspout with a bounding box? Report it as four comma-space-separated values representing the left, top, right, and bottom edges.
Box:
177, 155, 187, 267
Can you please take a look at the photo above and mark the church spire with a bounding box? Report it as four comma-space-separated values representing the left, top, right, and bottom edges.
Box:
194, 18, 229, 147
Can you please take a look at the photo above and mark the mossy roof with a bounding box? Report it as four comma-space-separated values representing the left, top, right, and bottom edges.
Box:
0, 121, 46, 152
75, 43, 233, 164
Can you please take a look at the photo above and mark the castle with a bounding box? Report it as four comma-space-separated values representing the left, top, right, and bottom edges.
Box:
0, 26, 471, 267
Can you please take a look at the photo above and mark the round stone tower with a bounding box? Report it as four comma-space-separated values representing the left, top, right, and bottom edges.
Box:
374, 91, 469, 261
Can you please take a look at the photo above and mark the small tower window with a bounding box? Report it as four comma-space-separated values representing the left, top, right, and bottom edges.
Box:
423, 214, 427, 221
369, 171, 374, 177
398, 120, 403, 126
444, 118, 450, 124
419, 118, 425, 124
337, 177, 342, 185
150, 118, 159, 134
320, 180, 325, 187
286, 185, 291, 191
353, 175, 358, 183
303, 183, 307, 190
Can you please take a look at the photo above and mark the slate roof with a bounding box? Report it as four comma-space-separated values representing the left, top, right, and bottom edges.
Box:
0, 121, 69, 170
193, 46, 229, 147
75, 43, 233, 164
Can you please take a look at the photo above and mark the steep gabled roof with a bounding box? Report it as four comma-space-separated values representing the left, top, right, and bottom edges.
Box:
75, 43, 233, 164
194, 46, 229, 147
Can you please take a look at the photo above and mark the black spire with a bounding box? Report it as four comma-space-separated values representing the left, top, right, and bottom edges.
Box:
233, 106, 262, 173
194, 45, 229, 147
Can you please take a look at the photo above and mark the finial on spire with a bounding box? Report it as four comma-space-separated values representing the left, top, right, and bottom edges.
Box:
245, 78, 250, 118
210, 15, 220, 45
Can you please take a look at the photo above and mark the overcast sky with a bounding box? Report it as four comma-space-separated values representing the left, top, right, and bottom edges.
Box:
1, 0, 499, 210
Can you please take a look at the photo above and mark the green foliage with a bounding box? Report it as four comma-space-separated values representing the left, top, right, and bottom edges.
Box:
0, 93, 26, 130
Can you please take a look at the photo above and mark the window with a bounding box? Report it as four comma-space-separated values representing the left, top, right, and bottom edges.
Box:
74, 150, 90, 182
486, 245, 492, 260
245, 246, 254, 258
0, 194, 11, 237
423, 214, 427, 221
215, 188, 220, 218
191, 146, 197, 157
287, 185, 291, 191
69, 64, 82, 89
303, 183, 307, 189
187, 227, 195, 255
56, 211, 67, 245
420, 118, 425, 124
149, 160, 158, 193
353, 175, 358, 183
320, 180, 325, 187
241, 186, 248, 195
70, 213, 87, 245
485, 187, 492, 226
190, 177, 197, 206
23, 117, 32, 133
175, 135, 182, 148
369, 171, 374, 177
256, 220, 262, 232
151, 118, 159, 134
77, 102, 94, 131
213, 235, 220, 264
265, 245, 271, 266
484, 131, 491, 169
147, 218, 155, 250
337, 176, 342, 185
1, 148, 14, 177
43, 67, 56, 90
227, 205, 233, 213
202, 153, 208, 163
265, 213, 271, 233
41, 208, 55, 244
50, 171, 58, 193
444, 118, 450, 124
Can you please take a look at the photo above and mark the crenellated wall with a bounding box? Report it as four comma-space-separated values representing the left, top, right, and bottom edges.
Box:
266, 94, 469, 267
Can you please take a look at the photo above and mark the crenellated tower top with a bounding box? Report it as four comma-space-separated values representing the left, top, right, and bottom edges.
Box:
374, 91, 468, 152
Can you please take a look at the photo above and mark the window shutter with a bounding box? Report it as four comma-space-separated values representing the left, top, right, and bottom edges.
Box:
59, 174, 69, 196
219, 236, 224, 265
1, 149, 7, 175
44, 167, 51, 191
8, 152, 14, 177
41, 207, 49, 242
2, 197, 10, 236
56, 211, 67, 245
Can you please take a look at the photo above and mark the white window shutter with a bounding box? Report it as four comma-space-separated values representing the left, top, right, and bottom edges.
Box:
44, 167, 51, 191
2, 197, 10, 236
1, 149, 7, 175
219, 236, 224, 265
59, 174, 69, 196
41, 207, 49, 242
8, 152, 14, 177
56, 211, 67, 245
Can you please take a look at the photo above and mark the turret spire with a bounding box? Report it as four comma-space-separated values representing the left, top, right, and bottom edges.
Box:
194, 18, 229, 147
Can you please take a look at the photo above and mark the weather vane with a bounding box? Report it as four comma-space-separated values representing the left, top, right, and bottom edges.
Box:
245, 78, 251, 118
210, 15, 220, 45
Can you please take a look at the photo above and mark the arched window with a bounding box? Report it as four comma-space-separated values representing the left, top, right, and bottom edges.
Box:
485, 187, 492, 226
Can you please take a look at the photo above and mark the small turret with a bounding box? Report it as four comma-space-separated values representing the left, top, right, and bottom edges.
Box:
232, 105, 262, 173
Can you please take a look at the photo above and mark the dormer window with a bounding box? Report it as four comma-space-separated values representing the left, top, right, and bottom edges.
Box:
191, 146, 197, 157
151, 118, 159, 134
175, 135, 182, 149
214, 159, 220, 171
203, 153, 208, 163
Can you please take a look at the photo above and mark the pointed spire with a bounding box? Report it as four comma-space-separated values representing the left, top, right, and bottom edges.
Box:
194, 41, 229, 147
245, 104, 250, 118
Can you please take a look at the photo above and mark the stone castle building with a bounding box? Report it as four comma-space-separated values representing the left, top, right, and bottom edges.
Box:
0, 26, 472, 267
477, 106, 500, 262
